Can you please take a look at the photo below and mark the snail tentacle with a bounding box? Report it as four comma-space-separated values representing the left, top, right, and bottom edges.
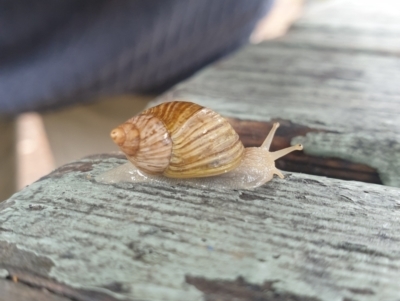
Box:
261, 122, 280, 150
271, 144, 303, 161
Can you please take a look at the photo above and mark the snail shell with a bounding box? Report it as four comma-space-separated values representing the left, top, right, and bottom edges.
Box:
98, 101, 304, 190
110, 101, 244, 178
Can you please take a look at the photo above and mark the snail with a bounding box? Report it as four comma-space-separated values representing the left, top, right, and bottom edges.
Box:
96, 101, 303, 190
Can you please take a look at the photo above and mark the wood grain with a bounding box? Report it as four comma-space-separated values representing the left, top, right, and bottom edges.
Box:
0, 155, 399, 301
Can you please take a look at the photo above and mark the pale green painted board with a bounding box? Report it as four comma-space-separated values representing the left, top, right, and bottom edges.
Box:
1, 155, 400, 301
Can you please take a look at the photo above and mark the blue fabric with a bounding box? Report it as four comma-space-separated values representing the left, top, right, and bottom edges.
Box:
0, 0, 273, 115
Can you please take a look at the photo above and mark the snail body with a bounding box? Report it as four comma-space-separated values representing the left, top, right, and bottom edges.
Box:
97, 101, 303, 190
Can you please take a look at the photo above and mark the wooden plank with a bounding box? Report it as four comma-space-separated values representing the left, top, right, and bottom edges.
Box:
301, 0, 400, 33
0, 155, 400, 301
279, 25, 400, 56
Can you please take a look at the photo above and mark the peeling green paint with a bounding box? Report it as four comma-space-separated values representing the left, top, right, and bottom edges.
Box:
0, 269, 8, 278
0, 156, 400, 301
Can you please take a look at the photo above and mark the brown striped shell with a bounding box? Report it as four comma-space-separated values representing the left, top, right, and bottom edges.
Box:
110, 101, 245, 178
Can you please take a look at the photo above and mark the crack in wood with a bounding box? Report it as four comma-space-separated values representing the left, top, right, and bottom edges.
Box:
2, 265, 133, 301
186, 275, 321, 301
226, 117, 383, 184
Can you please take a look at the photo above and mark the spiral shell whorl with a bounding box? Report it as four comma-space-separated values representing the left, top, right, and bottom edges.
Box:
111, 123, 140, 156
111, 115, 172, 175
112, 101, 245, 178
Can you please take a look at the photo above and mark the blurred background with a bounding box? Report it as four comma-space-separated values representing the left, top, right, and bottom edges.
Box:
0, 0, 306, 201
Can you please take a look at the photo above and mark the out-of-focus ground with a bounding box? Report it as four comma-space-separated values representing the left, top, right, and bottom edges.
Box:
14, 0, 305, 191
16, 95, 153, 189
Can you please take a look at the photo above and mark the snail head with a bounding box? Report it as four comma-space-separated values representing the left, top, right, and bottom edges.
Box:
110, 122, 140, 156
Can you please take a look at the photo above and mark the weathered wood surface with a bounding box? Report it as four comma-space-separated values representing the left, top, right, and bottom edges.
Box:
1, 154, 400, 301
154, 0, 400, 187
